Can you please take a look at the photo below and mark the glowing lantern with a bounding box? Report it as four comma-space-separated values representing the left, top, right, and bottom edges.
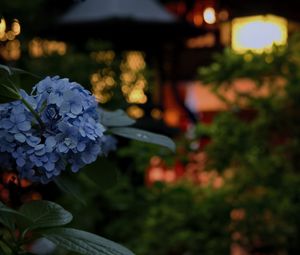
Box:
203, 7, 216, 24
232, 15, 287, 53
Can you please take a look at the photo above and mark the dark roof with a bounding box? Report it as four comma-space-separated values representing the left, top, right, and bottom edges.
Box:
60, 0, 176, 24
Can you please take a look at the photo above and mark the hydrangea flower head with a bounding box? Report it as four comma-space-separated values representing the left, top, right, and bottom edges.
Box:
0, 77, 115, 183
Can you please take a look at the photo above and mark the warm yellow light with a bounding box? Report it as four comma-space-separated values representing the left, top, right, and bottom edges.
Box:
91, 50, 115, 63
127, 105, 144, 119
6, 31, 15, 41
90, 70, 116, 103
0, 18, 6, 39
126, 51, 145, 71
232, 15, 287, 53
203, 7, 216, 25
193, 13, 203, 27
91, 50, 147, 105
0, 18, 21, 42
121, 51, 147, 104
121, 72, 135, 83
164, 109, 180, 127
186, 33, 215, 48
127, 88, 147, 104
28, 38, 67, 57
11, 19, 21, 35
151, 108, 162, 120
0, 39, 21, 60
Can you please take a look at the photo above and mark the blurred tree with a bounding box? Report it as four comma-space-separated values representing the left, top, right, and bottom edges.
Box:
198, 34, 300, 254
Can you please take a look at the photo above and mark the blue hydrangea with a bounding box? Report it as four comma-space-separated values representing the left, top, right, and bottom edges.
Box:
0, 76, 116, 183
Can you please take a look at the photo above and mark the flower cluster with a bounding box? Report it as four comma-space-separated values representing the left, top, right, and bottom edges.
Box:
0, 77, 115, 183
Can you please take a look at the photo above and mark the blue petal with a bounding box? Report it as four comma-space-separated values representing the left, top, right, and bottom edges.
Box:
2, 119, 14, 129
45, 136, 56, 150
16, 157, 26, 167
18, 121, 31, 131
70, 103, 82, 115
60, 102, 70, 114
58, 143, 68, 153
71, 164, 80, 173
15, 113, 26, 122
79, 128, 86, 137
77, 142, 86, 152
81, 152, 91, 164
35, 160, 43, 167
35, 144, 44, 151
35, 144, 46, 156
48, 93, 63, 106
44, 162, 55, 171
14, 133, 26, 143
27, 136, 41, 147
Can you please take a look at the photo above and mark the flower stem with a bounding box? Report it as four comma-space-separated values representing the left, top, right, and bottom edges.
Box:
20, 98, 45, 130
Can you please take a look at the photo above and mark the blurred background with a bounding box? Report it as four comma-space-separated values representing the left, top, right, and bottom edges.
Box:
1, 0, 300, 254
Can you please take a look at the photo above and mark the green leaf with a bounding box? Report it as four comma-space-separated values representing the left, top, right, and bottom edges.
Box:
54, 176, 86, 205
0, 201, 23, 229
0, 201, 21, 215
109, 127, 176, 152
0, 240, 13, 255
41, 228, 135, 255
100, 109, 136, 127
19, 200, 73, 231
0, 64, 38, 103
0, 64, 13, 75
0, 212, 15, 230
0, 82, 21, 103
0, 202, 27, 217
0, 64, 40, 78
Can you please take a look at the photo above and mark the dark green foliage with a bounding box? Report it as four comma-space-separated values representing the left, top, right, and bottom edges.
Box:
86, 180, 232, 255
110, 127, 175, 152
197, 34, 300, 254
0, 200, 134, 255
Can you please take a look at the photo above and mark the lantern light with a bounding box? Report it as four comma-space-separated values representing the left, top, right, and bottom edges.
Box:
232, 15, 288, 53
203, 7, 216, 24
